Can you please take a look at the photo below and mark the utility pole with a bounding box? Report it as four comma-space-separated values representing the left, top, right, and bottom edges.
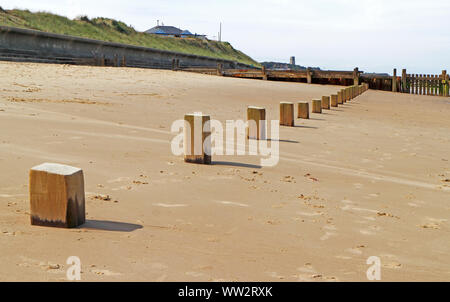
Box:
219, 22, 222, 42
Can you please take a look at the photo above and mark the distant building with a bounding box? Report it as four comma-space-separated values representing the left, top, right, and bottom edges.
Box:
290, 56, 296, 66
145, 25, 206, 39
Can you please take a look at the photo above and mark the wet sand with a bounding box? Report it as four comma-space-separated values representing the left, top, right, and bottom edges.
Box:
0, 61, 449, 281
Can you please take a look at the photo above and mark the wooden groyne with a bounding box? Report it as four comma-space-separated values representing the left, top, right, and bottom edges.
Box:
182, 66, 362, 86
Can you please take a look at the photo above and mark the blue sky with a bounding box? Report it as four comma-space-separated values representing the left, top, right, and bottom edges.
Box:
1, 0, 449, 74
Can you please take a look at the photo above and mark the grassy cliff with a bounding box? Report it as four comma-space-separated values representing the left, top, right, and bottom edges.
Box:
0, 8, 259, 67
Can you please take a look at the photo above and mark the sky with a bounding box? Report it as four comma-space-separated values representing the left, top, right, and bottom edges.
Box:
1, 0, 449, 74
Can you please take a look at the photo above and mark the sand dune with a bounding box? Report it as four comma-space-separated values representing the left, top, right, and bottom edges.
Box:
0, 62, 449, 281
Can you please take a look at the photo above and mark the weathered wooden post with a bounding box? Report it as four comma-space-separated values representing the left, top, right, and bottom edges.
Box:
322, 96, 330, 110
402, 69, 407, 93
280, 102, 295, 126
353, 67, 359, 85
217, 63, 223, 76
121, 55, 126, 67
262, 66, 268, 81
30, 163, 85, 228
331, 94, 338, 107
312, 99, 322, 113
172, 59, 176, 71
306, 68, 313, 84
443, 70, 449, 97
298, 102, 310, 119
411, 74, 415, 94
392, 69, 397, 92
247, 106, 266, 140
184, 113, 212, 164
338, 90, 344, 104
113, 54, 119, 67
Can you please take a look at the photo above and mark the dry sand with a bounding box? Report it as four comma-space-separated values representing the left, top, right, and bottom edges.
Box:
0, 61, 449, 282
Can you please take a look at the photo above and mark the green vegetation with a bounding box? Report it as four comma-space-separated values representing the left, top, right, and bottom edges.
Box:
0, 8, 259, 67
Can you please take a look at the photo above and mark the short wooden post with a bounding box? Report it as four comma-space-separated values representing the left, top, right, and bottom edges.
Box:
331, 94, 338, 107
121, 55, 126, 67
411, 74, 415, 94
312, 99, 322, 113
338, 90, 344, 104
30, 163, 85, 228
306, 68, 312, 84
298, 102, 309, 119
113, 54, 119, 67
280, 102, 295, 126
392, 69, 397, 92
322, 96, 330, 110
247, 106, 266, 140
184, 113, 212, 164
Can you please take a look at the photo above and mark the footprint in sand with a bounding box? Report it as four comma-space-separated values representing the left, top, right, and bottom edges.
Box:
353, 183, 364, 189
320, 232, 337, 241
266, 271, 285, 280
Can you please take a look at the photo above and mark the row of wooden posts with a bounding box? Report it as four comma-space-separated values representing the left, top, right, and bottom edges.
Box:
184, 83, 369, 164
28, 84, 369, 228
393, 69, 449, 97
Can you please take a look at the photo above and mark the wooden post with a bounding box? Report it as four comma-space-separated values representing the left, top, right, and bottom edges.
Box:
247, 106, 266, 140
338, 90, 344, 104
184, 113, 212, 164
322, 96, 330, 110
411, 74, 415, 94
426, 75, 430, 95
401, 69, 407, 93
298, 102, 310, 119
331, 94, 338, 107
113, 54, 119, 67
30, 163, 85, 228
217, 63, 223, 76
312, 99, 322, 113
262, 66, 268, 80
306, 68, 312, 84
392, 69, 397, 92
172, 59, 176, 71
280, 102, 295, 126
121, 55, 126, 67
353, 67, 359, 85
443, 70, 449, 97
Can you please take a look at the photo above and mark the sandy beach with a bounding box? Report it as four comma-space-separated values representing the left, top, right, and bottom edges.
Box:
0, 61, 449, 282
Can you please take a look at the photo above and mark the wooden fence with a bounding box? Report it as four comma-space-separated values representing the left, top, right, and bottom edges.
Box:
362, 69, 449, 97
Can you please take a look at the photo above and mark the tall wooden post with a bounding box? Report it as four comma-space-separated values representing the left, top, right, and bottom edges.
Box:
402, 69, 407, 93
262, 66, 268, 80
392, 69, 397, 92
353, 67, 359, 85
217, 63, 223, 76
443, 70, 449, 97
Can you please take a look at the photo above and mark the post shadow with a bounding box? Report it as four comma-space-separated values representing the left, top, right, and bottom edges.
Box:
293, 125, 318, 129
212, 161, 262, 169
79, 220, 143, 232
